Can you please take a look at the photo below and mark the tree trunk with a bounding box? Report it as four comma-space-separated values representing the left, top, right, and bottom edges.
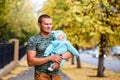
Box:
76, 56, 81, 68
97, 34, 107, 77
75, 44, 81, 68
97, 55, 105, 77
71, 56, 74, 65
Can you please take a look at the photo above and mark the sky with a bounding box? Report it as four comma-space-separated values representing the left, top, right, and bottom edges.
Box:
30, 0, 47, 16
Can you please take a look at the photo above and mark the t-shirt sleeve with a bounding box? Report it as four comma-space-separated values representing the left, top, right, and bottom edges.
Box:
26, 37, 36, 51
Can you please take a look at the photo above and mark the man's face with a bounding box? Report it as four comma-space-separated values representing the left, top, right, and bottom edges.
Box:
39, 18, 52, 34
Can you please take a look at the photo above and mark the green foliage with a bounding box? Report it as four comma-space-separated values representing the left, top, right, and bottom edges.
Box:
41, 0, 120, 48
0, 0, 38, 45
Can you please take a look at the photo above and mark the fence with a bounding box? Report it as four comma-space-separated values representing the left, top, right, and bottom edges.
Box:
19, 46, 26, 60
0, 39, 27, 77
0, 42, 14, 69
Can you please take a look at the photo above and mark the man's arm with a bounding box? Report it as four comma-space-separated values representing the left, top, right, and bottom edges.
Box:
27, 50, 62, 66
62, 51, 73, 60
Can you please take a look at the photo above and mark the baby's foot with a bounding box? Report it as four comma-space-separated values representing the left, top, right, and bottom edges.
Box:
48, 67, 54, 71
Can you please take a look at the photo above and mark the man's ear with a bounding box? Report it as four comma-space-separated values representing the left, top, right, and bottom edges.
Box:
38, 23, 41, 29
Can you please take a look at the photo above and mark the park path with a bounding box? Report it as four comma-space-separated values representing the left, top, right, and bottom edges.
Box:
1, 59, 71, 80
79, 52, 120, 72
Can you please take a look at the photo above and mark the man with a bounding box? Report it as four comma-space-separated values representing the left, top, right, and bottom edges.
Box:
27, 14, 73, 80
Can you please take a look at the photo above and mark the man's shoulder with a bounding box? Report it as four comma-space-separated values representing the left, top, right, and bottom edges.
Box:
28, 34, 40, 42
32, 34, 40, 38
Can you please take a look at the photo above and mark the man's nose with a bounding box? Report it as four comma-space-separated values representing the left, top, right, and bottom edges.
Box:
47, 25, 52, 29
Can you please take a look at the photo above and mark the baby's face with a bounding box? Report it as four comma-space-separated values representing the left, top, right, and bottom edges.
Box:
57, 34, 65, 40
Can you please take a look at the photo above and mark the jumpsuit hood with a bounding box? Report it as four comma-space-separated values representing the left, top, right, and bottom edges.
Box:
51, 30, 67, 41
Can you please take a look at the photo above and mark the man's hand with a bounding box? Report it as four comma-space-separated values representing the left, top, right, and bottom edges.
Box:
50, 54, 62, 64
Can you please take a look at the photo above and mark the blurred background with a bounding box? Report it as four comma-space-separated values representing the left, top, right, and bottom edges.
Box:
0, 0, 120, 49
0, 0, 120, 79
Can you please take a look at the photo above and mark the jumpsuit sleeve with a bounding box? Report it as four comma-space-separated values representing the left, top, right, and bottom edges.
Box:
44, 42, 54, 56
65, 41, 79, 57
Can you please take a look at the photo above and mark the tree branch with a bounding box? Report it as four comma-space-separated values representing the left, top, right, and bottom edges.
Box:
0, 22, 9, 30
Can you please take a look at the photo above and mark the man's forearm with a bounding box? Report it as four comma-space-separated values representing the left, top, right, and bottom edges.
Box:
27, 55, 51, 66
62, 51, 73, 60
27, 50, 62, 66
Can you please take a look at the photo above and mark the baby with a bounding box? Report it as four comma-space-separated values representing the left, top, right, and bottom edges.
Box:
44, 30, 79, 71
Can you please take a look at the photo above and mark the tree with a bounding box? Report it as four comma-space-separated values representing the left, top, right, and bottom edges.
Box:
0, 0, 38, 45
96, 0, 120, 77
41, 0, 120, 77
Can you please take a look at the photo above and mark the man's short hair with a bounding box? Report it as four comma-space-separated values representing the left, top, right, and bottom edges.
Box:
38, 14, 51, 23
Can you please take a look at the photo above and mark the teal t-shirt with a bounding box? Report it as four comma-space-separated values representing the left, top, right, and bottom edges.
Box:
27, 33, 60, 75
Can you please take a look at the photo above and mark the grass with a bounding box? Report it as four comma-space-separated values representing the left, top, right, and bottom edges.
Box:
61, 60, 120, 80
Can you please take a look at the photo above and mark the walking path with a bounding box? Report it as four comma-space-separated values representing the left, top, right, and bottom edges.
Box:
1, 56, 120, 80
79, 53, 120, 72
1, 60, 71, 80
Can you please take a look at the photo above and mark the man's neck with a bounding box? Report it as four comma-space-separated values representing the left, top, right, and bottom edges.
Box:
40, 32, 50, 38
